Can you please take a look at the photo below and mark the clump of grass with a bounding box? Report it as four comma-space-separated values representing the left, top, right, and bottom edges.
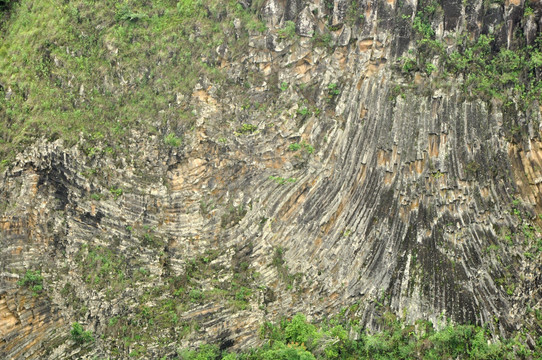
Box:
164, 133, 182, 147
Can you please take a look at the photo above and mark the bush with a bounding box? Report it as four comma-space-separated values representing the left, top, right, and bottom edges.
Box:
70, 322, 94, 344
178, 344, 220, 360
115, 4, 148, 22
17, 270, 43, 296
289, 143, 302, 151
261, 342, 315, 360
182, 312, 542, 359
284, 314, 320, 347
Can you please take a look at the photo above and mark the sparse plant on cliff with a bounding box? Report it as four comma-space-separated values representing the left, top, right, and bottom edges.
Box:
165, 133, 182, 147
235, 123, 258, 135
280, 81, 289, 91
297, 106, 310, 117
17, 270, 43, 296
269, 175, 296, 185
189, 289, 204, 303
400, 56, 417, 73
289, 141, 315, 155
109, 187, 123, 200
524, 6, 534, 17
289, 143, 302, 151
70, 322, 94, 344
327, 83, 340, 96
220, 203, 247, 228
278, 20, 296, 40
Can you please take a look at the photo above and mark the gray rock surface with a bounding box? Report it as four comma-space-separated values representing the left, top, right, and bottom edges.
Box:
1, 0, 541, 358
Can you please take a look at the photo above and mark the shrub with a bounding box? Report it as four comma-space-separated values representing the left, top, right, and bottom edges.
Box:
115, 5, 148, 22
70, 322, 94, 344
289, 141, 314, 154
297, 107, 310, 116
17, 270, 43, 296
426, 63, 437, 75
401, 57, 417, 73
284, 314, 320, 347
261, 342, 315, 360
177, 344, 220, 360
289, 143, 302, 151
0, 0, 12, 10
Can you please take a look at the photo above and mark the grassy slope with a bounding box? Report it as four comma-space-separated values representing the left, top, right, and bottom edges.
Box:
0, 0, 265, 170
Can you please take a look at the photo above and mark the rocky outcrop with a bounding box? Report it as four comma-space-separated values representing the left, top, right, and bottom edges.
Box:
1, 0, 541, 358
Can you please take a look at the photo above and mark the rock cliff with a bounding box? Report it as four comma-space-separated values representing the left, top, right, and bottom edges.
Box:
1, 0, 541, 358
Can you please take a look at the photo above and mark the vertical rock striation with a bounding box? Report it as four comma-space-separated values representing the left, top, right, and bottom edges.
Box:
1, 0, 541, 358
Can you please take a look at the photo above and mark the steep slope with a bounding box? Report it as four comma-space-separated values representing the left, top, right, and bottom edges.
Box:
1, 0, 541, 358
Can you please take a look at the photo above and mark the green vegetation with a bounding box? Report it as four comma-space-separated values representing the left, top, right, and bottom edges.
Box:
346, 1, 366, 26
109, 187, 123, 199
90, 193, 103, 201
288, 143, 302, 151
236, 123, 258, 135
92, 246, 262, 357
76, 244, 128, 291
0, 0, 13, 11
17, 269, 43, 296
312, 31, 334, 50
165, 133, 182, 147
297, 106, 310, 117
271, 247, 303, 291
278, 20, 296, 40
400, 1, 542, 109
70, 322, 94, 344
269, 175, 297, 185
327, 83, 340, 97
178, 312, 542, 359
0, 0, 264, 168
289, 141, 315, 155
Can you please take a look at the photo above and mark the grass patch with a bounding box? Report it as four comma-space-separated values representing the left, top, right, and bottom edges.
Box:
0, 0, 263, 164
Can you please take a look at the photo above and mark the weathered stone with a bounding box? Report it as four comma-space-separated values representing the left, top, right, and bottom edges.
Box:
1, 1, 541, 359
262, 0, 285, 27
296, 7, 316, 37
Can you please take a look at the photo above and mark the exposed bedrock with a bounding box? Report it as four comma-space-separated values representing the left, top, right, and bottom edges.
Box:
1, 0, 541, 358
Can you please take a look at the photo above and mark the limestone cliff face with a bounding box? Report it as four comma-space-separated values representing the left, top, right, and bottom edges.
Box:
1, 0, 542, 358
